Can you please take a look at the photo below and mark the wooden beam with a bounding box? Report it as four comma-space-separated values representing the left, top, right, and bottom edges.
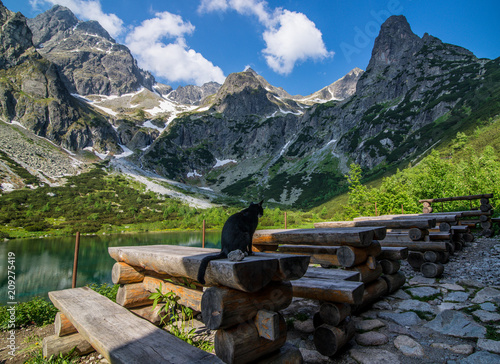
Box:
49, 287, 223, 364
419, 193, 493, 203
142, 276, 203, 312
253, 228, 383, 247
303, 267, 360, 282
109, 246, 285, 293
291, 277, 364, 304
316, 219, 436, 229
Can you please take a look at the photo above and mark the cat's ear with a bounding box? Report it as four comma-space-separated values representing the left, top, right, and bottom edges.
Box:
258, 200, 263, 206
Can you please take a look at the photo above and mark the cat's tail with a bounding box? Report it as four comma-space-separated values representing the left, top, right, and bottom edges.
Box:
197, 252, 226, 284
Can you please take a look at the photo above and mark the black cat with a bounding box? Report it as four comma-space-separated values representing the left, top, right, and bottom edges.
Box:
197, 200, 264, 284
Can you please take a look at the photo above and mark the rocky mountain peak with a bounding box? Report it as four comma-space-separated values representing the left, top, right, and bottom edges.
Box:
0, 1, 38, 69
27, 5, 154, 96
302, 67, 364, 103
27, 5, 78, 46
167, 81, 221, 105
367, 15, 422, 70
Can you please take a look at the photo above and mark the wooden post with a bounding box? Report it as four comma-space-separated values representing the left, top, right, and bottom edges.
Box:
202, 220, 206, 248
72, 232, 80, 289
375, 202, 378, 216
401, 204, 404, 214
284, 212, 287, 229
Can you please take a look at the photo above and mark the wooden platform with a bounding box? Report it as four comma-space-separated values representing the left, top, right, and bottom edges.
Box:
108, 245, 309, 293
48, 287, 222, 364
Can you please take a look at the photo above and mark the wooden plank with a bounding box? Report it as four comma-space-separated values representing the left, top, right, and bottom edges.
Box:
48, 287, 222, 364
379, 247, 409, 260
355, 214, 460, 222
291, 277, 364, 304
303, 267, 360, 281
278, 245, 340, 254
253, 228, 381, 247
312, 225, 387, 240
419, 193, 494, 203
108, 245, 280, 293
378, 239, 448, 252
316, 219, 436, 229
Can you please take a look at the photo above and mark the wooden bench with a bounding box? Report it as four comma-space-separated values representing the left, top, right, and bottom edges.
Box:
48, 287, 223, 364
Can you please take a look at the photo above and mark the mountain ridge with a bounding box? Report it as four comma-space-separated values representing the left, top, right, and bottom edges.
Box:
0, 3, 498, 209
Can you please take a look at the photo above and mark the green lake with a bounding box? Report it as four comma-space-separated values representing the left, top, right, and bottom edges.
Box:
0, 231, 222, 303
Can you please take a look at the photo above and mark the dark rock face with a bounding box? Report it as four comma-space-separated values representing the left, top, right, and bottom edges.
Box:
167, 81, 221, 105
0, 5, 37, 69
27, 5, 155, 96
0, 2, 119, 153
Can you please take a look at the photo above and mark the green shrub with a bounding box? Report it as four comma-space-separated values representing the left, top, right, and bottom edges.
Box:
0, 297, 58, 329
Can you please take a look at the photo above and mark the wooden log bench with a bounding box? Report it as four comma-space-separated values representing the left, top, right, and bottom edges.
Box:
109, 245, 309, 293
107, 245, 308, 363
47, 287, 223, 364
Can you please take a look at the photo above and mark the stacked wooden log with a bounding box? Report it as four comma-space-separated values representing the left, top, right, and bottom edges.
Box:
419, 193, 495, 237
106, 245, 309, 364
315, 218, 448, 278
252, 227, 407, 357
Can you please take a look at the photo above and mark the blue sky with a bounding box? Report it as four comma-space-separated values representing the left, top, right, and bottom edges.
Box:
4, 0, 499, 96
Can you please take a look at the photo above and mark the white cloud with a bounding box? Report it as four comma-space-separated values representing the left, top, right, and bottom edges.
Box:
31, 0, 124, 38
263, 10, 333, 75
198, 0, 332, 74
125, 12, 225, 85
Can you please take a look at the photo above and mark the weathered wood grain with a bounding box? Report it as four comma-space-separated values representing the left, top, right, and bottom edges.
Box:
253, 228, 383, 247
317, 219, 436, 229
201, 281, 293, 330
379, 247, 408, 260
142, 276, 203, 312
313, 319, 355, 357
116, 282, 152, 308
303, 267, 360, 282
214, 315, 287, 364
48, 287, 223, 363
111, 262, 145, 285
291, 277, 364, 304
54, 312, 77, 337
109, 245, 280, 292
43, 333, 94, 358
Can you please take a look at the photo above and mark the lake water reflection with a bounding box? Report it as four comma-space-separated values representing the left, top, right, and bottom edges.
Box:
0, 231, 221, 302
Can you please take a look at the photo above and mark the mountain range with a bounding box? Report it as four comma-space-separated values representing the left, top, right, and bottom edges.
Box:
0, 1, 498, 208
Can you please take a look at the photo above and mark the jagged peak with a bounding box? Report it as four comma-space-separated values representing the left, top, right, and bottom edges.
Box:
367, 15, 422, 70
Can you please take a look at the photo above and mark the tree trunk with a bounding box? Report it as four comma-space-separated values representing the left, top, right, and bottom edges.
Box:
201, 281, 292, 330
112, 262, 145, 285
407, 251, 425, 270
318, 302, 351, 327
214, 315, 287, 364
313, 319, 355, 357
381, 271, 406, 294
379, 259, 401, 275
420, 262, 444, 278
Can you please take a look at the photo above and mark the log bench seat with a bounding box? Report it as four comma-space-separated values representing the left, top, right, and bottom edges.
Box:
48, 287, 223, 364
